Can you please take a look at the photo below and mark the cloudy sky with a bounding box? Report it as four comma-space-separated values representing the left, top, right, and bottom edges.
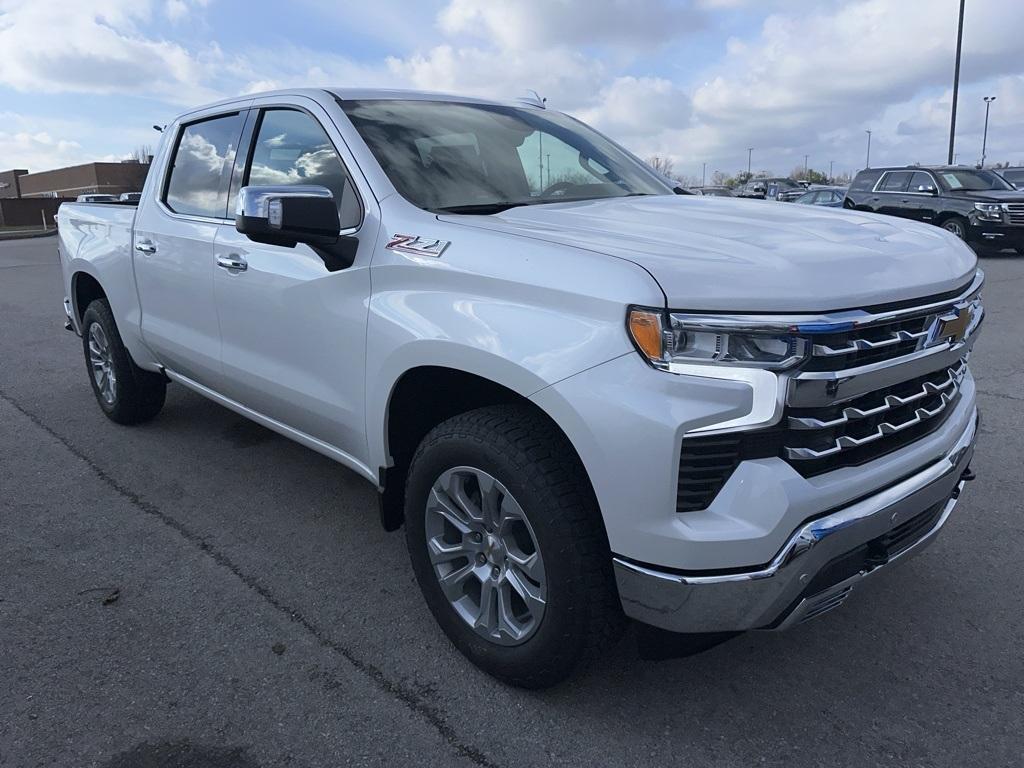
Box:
0, 0, 1021, 181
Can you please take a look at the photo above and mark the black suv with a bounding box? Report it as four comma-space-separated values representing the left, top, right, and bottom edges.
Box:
844, 166, 1024, 253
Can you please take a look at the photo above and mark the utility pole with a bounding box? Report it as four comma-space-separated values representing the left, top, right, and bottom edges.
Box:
829, 160, 834, 182
981, 96, 996, 168
803, 154, 809, 179
865, 130, 872, 169
546, 154, 551, 187
947, 0, 966, 164
746, 148, 753, 178
701, 162, 706, 189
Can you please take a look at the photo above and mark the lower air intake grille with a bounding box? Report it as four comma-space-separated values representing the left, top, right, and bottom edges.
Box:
677, 436, 742, 512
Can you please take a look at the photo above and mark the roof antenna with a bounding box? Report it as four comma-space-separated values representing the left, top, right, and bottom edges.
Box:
520, 90, 547, 109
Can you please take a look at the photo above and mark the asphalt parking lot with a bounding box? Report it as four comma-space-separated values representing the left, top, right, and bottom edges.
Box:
2, 235, 1022, 768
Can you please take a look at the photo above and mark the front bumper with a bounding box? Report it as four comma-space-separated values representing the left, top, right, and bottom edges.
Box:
967, 221, 1024, 249
613, 409, 977, 633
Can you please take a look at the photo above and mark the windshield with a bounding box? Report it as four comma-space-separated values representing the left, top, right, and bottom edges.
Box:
341, 99, 671, 213
1000, 169, 1024, 187
937, 169, 1014, 192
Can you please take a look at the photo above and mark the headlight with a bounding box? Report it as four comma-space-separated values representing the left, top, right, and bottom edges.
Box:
628, 308, 807, 371
974, 202, 1003, 221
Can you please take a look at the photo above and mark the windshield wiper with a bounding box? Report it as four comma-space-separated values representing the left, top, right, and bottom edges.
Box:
433, 202, 533, 215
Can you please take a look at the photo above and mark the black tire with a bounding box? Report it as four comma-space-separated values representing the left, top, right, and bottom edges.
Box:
404, 404, 623, 688
81, 299, 166, 425
939, 215, 968, 240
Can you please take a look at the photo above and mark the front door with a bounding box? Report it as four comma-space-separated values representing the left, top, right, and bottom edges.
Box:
212, 102, 374, 462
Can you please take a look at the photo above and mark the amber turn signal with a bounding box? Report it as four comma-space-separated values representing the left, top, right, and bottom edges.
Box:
628, 309, 664, 362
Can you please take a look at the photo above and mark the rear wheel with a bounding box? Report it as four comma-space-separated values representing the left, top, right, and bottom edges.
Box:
404, 404, 623, 688
81, 299, 166, 424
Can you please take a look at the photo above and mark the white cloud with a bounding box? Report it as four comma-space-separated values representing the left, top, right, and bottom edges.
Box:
438, 0, 703, 50
0, 0, 223, 104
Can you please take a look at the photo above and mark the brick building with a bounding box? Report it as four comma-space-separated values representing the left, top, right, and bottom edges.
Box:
18, 161, 150, 199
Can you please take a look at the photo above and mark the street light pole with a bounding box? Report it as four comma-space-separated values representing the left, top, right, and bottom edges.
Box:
865, 130, 872, 169
747, 148, 753, 178
829, 160, 834, 182
947, 0, 966, 165
701, 162, 706, 189
803, 154, 809, 179
981, 96, 996, 168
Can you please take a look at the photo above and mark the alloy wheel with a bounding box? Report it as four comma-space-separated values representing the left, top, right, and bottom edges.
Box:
88, 322, 117, 405
424, 466, 546, 646
943, 220, 965, 239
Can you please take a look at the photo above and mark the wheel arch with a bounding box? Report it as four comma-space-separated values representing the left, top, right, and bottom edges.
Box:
72, 269, 108, 324
377, 363, 600, 533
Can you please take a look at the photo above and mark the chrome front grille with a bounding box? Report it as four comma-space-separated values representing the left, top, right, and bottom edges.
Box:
676, 275, 983, 511
783, 361, 965, 462
1005, 203, 1024, 226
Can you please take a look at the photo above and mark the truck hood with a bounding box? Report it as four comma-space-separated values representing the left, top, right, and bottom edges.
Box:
442, 195, 977, 312
947, 189, 1024, 203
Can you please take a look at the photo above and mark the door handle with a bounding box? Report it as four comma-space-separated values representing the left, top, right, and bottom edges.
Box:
216, 254, 248, 271
135, 240, 156, 254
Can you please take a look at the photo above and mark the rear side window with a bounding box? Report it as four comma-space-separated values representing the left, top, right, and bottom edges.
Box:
878, 171, 912, 192
247, 109, 360, 226
165, 113, 245, 218
849, 169, 882, 192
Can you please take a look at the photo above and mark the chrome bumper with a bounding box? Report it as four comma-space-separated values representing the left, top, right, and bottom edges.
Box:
613, 409, 978, 633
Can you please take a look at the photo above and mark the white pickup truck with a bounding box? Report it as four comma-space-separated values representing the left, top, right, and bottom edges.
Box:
58, 88, 983, 687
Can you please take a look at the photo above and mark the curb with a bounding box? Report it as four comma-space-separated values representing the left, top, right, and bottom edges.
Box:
0, 229, 58, 241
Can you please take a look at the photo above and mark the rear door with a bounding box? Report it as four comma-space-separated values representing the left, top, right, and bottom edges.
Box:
211, 97, 376, 460
873, 170, 914, 218
133, 106, 250, 386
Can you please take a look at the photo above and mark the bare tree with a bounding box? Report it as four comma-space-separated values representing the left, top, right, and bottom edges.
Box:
646, 155, 675, 179
128, 144, 153, 164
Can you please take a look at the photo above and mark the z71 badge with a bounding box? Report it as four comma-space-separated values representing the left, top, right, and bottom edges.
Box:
386, 234, 451, 258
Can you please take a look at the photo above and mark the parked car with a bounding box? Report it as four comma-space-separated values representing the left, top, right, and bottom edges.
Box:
694, 186, 734, 197
844, 165, 1024, 252
735, 177, 803, 201
75, 193, 119, 203
998, 167, 1024, 189
793, 187, 846, 207
119, 192, 142, 203
57, 89, 982, 687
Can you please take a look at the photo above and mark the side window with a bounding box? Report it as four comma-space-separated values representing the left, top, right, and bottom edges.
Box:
909, 171, 934, 192
849, 170, 881, 192
165, 113, 245, 218
878, 171, 912, 192
247, 109, 360, 226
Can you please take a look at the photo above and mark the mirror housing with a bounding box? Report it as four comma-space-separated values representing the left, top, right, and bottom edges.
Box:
235, 185, 340, 246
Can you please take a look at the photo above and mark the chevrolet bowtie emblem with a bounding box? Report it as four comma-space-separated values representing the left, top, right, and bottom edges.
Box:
935, 306, 972, 344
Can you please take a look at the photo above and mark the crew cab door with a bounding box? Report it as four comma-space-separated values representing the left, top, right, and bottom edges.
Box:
211, 99, 377, 463
133, 106, 250, 387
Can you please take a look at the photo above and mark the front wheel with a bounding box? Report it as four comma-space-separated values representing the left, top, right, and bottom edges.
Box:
81, 299, 166, 424
940, 216, 968, 240
404, 405, 623, 688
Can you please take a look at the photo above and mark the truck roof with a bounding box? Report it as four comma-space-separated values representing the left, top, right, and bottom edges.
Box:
175, 87, 535, 122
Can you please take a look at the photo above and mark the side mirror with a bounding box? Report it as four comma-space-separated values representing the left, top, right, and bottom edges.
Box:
236, 185, 340, 247
917, 185, 938, 195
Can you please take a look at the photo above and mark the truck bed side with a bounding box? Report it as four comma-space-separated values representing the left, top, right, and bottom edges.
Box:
57, 202, 160, 371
